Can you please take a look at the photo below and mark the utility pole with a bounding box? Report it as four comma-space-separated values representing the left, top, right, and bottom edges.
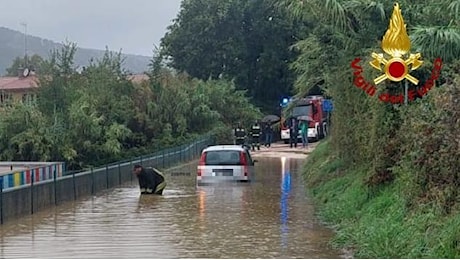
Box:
20, 22, 28, 67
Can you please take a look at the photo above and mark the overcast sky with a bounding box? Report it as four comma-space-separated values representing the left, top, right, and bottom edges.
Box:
0, 0, 182, 56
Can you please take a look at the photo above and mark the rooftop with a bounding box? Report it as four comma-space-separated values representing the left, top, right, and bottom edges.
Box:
0, 75, 39, 91
0, 73, 150, 92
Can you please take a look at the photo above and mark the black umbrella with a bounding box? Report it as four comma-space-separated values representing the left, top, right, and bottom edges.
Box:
297, 115, 313, 121
261, 114, 280, 123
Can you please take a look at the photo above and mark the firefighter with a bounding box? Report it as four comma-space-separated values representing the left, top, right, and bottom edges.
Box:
234, 122, 246, 146
250, 120, 262, 151
132, 165, 166, 195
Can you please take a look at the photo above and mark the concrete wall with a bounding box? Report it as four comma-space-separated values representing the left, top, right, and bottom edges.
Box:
0, 137, 213, 224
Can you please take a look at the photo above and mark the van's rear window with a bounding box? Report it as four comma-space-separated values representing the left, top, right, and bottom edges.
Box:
205, 151, 241, 165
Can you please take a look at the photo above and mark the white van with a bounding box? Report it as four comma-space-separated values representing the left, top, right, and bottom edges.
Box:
196, 145, 257, 185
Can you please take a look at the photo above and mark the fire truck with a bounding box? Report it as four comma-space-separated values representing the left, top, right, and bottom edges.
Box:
280, 95, 328, 143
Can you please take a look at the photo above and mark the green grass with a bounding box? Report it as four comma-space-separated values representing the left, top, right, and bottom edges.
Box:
303, 140, 460, 258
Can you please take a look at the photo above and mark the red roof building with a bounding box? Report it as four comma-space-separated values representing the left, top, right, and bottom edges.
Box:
0, 75, 39, 105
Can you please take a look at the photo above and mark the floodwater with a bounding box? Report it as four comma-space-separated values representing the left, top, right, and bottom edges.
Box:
0, 156, 346, 258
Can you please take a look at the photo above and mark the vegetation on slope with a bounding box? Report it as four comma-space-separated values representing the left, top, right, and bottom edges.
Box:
304, 140, 460, 258
282, 0, 460, 257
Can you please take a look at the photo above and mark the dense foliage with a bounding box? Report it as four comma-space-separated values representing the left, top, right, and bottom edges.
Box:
160, 0, 307, 112
283, 0, 460, 257
0, 43, 261, 170
283, 0, 460, 211
304, 141, 460, 258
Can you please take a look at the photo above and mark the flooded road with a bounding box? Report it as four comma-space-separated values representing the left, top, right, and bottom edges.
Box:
0, 156, 344, 258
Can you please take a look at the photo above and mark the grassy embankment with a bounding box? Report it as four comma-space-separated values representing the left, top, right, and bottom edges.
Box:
303, 140, 460, 258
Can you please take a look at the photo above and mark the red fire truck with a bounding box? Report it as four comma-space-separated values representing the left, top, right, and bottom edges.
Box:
280, 95, 328, 143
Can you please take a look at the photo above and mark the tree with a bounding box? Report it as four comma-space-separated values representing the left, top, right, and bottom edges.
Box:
160, 0, 305, 113
5, 54, 45, 76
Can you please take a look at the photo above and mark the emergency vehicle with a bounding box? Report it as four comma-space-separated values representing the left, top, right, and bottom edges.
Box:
280, 95, 328, 143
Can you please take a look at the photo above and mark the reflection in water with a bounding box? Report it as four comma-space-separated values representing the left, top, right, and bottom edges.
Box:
0, 158, 345, 258
280, 156, 292, 250
198, 189, 206, 222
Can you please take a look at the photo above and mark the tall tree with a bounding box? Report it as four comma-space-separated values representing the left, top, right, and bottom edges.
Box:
160, 0, 305, 112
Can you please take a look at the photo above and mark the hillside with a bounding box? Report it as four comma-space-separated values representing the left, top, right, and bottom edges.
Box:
0, 27, 151, 75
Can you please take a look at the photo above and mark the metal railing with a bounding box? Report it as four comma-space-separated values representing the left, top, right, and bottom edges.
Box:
63, 135, 214, 177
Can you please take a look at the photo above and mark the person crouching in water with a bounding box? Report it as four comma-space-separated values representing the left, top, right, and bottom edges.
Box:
132, 165, 166, 195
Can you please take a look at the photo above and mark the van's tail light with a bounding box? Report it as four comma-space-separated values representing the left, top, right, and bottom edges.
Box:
197, 153, 206, 176
239, 151, 249, 176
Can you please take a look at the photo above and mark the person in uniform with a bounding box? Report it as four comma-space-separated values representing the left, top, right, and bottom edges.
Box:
132, 165, 166, 195
234, 122, 246, 146
250, 120, 262, 151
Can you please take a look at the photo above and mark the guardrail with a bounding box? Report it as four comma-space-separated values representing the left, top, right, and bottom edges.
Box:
0, 135, 214, 224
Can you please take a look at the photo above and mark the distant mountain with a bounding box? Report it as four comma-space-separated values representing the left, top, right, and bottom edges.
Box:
0, 27, 152, 75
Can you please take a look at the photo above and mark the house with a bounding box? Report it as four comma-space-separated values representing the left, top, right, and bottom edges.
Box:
0, 69, 39, 106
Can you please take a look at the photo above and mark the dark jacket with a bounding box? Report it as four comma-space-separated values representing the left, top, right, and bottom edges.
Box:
137, 167, 166, 194
288, 118, 298, 133
264, 123, 273, 134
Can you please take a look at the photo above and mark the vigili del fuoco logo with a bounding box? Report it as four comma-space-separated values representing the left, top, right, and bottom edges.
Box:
351, 3, 443, 104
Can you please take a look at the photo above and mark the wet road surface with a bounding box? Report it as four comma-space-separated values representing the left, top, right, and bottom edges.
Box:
0, 156, 345, 258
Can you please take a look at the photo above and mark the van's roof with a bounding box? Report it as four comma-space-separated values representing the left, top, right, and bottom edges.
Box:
202, 145, 247, 152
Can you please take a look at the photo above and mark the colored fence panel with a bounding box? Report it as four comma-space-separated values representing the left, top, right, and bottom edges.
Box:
7, 175, 13, 188
26, 170, 31, 184
13, 173, 20, 187
2, 176, 6, 189
0, 163, 66, 190
35, 168, 40, 182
